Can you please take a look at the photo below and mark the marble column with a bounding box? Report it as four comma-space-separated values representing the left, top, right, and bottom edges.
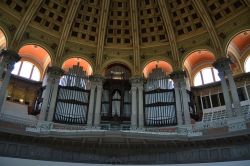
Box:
213, 57, 240, 117
138, 85, 144, 128
130, 86, 137, 128
39, 66, 64, 121
87, 81, 96, 127
225, 68, 242, 116
93, 75, 103, 127
180, 81, 191, 125
47, 67, 64, 122
170, 70, 191, 125
218, 70, 233, 117
0, 50, 20, 113
172, 82, 183, 125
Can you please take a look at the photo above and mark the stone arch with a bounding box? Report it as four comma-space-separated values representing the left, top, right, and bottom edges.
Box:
17, 43, 53, 79
225, 29, 250, 73
61, 57, 93, 76
223, 26, 250, 54
101, 59, 133, 76
183, 49, 216, 86
143, 60, 173, 78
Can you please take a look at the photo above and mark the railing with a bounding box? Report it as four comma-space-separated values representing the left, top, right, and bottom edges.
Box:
0, 104, 250, 138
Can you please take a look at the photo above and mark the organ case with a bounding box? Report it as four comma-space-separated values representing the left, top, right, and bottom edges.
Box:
53, 64, 90, 124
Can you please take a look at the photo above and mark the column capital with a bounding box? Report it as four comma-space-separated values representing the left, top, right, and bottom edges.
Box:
47, 66, 64, 79
170, 70, 186, 82
90, 74, 104, 83
130, 76, 144, 87
0, 49, 21, 64
213, 57, 231, 72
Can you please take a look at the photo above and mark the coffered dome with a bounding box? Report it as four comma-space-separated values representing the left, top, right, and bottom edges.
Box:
0, 0, 249, 75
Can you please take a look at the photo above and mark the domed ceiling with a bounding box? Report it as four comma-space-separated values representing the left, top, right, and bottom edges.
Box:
0, 0, 249, 74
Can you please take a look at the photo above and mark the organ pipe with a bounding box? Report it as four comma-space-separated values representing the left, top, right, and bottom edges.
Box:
144, 67, 177, 126
53, 64, 90, 124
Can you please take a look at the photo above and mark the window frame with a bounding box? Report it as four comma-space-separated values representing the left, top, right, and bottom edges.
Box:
193, 67, 220, 86
244, 56, 250, 73
11, 60, 41, 81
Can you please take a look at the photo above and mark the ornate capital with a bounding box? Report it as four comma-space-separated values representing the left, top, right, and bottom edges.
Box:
213, 57, 231, 72
90, 74, 104, 83
170, 70, 186, 82
47, 66, 64, 79
0, 49, 21, 64
130, 76, 144, 87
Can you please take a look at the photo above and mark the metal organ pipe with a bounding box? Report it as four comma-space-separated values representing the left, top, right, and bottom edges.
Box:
144, 67, 177, 126
54, 64, 90, 124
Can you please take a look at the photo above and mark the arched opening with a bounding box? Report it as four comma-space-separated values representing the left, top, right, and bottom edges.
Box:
183, 50, 216, 86
6, 44, 52, 116
53, 58, 93, 124
143, 60, 173, 78
143, 60, 176, 126
104, 63, 131, 80
227, 30, 250, 73
0, 28, 7, 50
16, 44, 52, 81
62, 57, 92, 76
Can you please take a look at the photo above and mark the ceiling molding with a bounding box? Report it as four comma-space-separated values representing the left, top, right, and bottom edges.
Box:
10, 0, 43, 50
55, 0, 81, 65
157, 0, 179, 69
129, 0, 140, 74
95, 0, 111, 73
192, 0, 223, 57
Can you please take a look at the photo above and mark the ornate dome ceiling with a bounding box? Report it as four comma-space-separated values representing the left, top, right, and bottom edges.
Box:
0, 0, 249, 75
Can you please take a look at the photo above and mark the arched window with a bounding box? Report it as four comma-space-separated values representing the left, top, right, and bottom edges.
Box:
244, 56, 250, 72
11, 61, 41, 81
193, 67, 220, 86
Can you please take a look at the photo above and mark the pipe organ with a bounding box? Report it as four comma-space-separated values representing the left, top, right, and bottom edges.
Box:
53, 64, 90, 124
144, 68, 177, 126
101, 79, 131, 122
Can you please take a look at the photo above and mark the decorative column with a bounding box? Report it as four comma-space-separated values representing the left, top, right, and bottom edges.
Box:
87, 81, 96, 127
39, 66, 64, 121
46, 67, 64, 122
138, 83, 144, 128
93, 75, 103, 128
214, 57, 246, 132
0, 50, 20, 112
170, 70, 191, 125
171, 77, 183, 125
130, 85, 137, 128
224, 65, 241, 115
213, 57, 241, 117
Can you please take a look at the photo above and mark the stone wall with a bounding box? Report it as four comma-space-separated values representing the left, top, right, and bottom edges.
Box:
0, 132, 250, 164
